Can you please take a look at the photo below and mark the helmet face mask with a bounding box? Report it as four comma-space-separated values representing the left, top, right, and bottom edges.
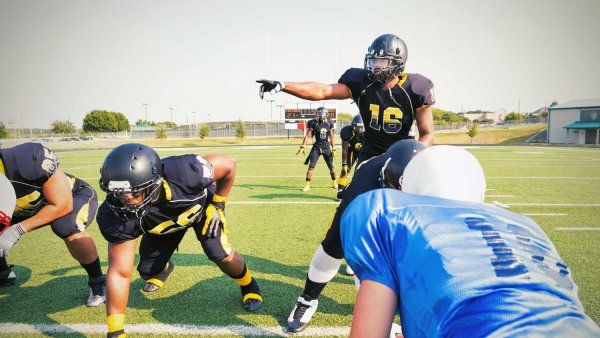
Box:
364, 34, 407, 84
378, 140, 427, 190
351, 114, 364, 134
316, 107, 328, 122
100, 176, 163, 220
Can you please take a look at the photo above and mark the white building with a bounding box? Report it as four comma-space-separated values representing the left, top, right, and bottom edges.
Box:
547, 98, 600, 145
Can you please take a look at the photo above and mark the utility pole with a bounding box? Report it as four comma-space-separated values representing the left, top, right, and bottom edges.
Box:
169, 107, 174, 122
142, 103, 148, 122
208, 113, 211, 122
268, 99, 275, 120
277, 104, 284, 120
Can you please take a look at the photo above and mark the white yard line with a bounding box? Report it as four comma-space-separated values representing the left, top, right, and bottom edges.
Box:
486, 195, 514, 198
491, 201, 510, 208
487, 176, 600, 180
0, 323, 349, 336
230, 201, 339, 205
554, 227, 600, 231
507, 203, 600, 207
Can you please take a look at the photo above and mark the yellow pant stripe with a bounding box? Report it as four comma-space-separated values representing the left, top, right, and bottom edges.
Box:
107, 314, 125, 332
233, 267, 252, 286
242, 293, 263, 303
0, 159, 5, 175
147, 278, 164, 288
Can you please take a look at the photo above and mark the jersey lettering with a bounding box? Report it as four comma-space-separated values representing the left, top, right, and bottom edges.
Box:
147, 204, 202, 235
369, 104, 404, 134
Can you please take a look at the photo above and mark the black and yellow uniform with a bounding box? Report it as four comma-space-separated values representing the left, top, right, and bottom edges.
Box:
97, 154, 233, 276
339, 125, 364, 171
0, 143, 98, 238
305, 118, 336, 169
338, 68, 435, 163
322, 155, 386, 259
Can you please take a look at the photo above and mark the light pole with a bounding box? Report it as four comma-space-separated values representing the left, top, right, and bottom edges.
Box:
192, 111, 196, 131
277, 104, 284, 120
142, 103, 148, 122
169, 107, 174, 122
208, 113, 211, 122
267, 99, 275, 120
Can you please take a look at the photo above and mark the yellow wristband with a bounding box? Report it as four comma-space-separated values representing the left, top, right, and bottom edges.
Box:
107, 314, 125, 332
212, 194, 227, 203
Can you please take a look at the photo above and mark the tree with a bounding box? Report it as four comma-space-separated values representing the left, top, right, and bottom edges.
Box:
198, 123, 211, 140
155, 123, 167, 140
83, 110, 130, 132
432, 108, 467, 125
467, 123, 478, 144
504, 112, 524, 122
0, 123, 8, 139
51, 120, 77, 134
336, 112, 354, 122
235, 119, 246, 140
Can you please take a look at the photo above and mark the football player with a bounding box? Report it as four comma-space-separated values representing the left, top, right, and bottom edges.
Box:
336, 114, 364, 199
342, 146, 600, 337
286, 140, 426, 333
0, 142, 105, 306
0, 174, 16, 238
97, 143, 262, 338
258, 33, 435, 165
297, 107, 337, 192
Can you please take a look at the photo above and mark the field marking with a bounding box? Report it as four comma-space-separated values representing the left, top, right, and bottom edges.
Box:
507, 203, 600, 207
554, 227, 600, 231
0, 323, 349, 336
487, 176, 600, 180
486, 195, 514, 198
230, 201, 339, 205
491, 201, 510, 208
523, 213, 568, 216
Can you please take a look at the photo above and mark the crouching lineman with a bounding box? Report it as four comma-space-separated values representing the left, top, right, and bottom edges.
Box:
297, 107, 337, 192
286, 139, 426, 333
342, 146, 600, 337
336, 114, 364, 200
0, 143, 105, 306
98, 143, 262, 338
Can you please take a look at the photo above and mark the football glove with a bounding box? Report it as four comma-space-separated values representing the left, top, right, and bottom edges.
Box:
256, 79, 285, 99
0, 224, 26, 258
296, 145, 306, 155
340, 164, 349, 177
202, 195, 227, 238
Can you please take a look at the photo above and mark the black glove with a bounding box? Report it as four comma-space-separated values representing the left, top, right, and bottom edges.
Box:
256, 79, 284, 99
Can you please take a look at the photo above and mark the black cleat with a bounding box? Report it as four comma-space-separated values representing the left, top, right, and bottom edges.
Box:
0, 265, 16, 287
143, 260, 174, 293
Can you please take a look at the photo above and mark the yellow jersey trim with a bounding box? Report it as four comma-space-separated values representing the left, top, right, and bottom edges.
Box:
162, 180, 172, 201
397, 73, 408, 87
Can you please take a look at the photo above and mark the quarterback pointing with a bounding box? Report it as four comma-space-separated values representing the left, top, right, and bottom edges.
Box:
258, 33, 435, 165
97, 144, 262, 338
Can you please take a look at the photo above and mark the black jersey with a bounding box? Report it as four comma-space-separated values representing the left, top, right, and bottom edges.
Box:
340, 125, 364, 156
307, 118, 335, 149
97, 154, 215, 243
338, 68, 435, 155
0, 142, 86, 219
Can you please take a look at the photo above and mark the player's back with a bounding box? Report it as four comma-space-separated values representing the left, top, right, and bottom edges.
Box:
342, 189, 600, 337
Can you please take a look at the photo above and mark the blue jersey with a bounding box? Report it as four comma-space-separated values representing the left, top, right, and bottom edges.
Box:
341, 189, 600, 338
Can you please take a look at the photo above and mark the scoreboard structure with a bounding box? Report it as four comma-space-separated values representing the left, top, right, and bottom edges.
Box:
285, 108, 337, 121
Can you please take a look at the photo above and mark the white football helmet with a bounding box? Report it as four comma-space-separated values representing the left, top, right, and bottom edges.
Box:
0, 174, 16, 227
402, 145, 486, 203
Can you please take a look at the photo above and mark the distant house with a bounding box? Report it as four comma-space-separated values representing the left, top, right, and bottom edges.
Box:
459, 109, 505, 123
547, 98, 600, 145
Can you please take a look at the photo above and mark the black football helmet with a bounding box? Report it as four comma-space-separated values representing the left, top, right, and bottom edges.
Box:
99, 143, 163, 219
365, 34, 408, 84
351, 114, 364, 134
316, 107, 328, 121
380, 139, 426, 189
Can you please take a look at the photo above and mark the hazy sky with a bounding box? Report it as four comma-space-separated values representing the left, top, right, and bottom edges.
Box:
0, 0, 598, 128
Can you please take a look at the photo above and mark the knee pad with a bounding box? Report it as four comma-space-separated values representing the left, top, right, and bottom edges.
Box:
307, 245, 342, 284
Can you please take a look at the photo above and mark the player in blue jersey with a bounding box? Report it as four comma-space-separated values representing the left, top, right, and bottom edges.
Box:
341, 146, 600, 338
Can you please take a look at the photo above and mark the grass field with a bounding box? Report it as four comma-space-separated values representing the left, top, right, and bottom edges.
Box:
1, 143, 599, 337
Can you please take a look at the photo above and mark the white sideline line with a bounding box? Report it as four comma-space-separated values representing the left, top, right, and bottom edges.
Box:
507, 203, 600, 207
486, 195, 514, 198
0, 323, 349, 336
230, 201, 339, 205
523, 213, 568, 216
487, 176, 600, 179
554, 227, 600, 231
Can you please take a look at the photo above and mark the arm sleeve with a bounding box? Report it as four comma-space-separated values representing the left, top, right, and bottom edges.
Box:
338, 68, 368, 101
15, 143, 60, 184
341, 191, 400, 296
411, 74, 435, 108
